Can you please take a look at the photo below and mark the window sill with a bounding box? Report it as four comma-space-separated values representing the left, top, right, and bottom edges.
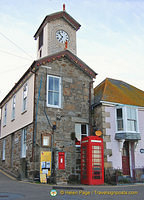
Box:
115, 132, 141, 140
116, 131, 139, 134
21, 156, 26, 159
11, 118, 15, 122
46, 105, 61, 109
75, 145, 81, 147
21, 109, 27, 115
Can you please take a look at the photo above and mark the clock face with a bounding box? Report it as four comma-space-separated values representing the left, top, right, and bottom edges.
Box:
56, 30, 69, 43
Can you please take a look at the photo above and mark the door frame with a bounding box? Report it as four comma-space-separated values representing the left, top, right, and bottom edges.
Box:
122, 141, 130, 176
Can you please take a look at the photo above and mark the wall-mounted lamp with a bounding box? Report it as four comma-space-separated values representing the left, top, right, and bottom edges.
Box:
52, 121, 56, 130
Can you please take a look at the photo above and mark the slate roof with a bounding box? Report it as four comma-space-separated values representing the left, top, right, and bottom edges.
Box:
34, 11, 81, 39
94, 78, 144, 107
0, 50, 97, 107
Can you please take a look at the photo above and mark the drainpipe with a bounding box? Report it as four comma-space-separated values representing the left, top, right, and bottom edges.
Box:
89, 81, 94, 135
32, 74, 43, 164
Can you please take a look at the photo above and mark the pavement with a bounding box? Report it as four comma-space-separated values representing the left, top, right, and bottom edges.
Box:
0, 169, 144, 200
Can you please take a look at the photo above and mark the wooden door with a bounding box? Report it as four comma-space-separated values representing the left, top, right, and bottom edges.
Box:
122, 141, 130, 175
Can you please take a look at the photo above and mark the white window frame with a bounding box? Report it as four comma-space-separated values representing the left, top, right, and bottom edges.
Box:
126, 107, 137, 132
46, 75, 61, 108
2, 139, 6, 161
22, 83, 28, 112
21, 129, 27, 158
3, 104, 7, 126
75, 124, 89, 147
116, 106, 138, 133
11, 95, 16, 120
116, 107, 124, 132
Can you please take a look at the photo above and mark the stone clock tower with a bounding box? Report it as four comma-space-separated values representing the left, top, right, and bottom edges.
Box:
34, 5, 81, 59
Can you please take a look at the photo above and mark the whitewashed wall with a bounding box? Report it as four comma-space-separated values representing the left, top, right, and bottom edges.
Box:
105, 105, 144, 170
105, 105, 122, 169
135, 108, 144, 168
0, 74, 35, 138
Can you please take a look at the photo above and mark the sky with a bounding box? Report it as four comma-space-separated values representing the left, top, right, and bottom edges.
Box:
0, 0, 144, 101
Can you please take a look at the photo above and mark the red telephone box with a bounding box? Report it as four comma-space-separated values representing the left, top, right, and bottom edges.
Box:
58, 152, 65, 170
81, 136, 104, 185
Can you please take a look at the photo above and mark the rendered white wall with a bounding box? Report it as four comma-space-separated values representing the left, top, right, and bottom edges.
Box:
105, 105, 122, 169
0, 74, 34, 138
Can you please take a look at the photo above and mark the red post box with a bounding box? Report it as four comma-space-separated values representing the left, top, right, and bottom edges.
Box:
81, 136, 104, 185
58, 152, 65, 170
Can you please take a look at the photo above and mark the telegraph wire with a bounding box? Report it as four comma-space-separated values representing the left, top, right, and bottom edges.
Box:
0, 49, 33, 61
0, 31, 34, 60
0, 65, 30, 74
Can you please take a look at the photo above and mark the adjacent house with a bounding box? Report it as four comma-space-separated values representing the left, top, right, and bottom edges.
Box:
93, 78, 144, 182
0, 6, 97, 183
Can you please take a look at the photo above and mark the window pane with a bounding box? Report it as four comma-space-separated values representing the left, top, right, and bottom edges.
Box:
13, 95, 16, 108
23, 99, 26, 111
54, 92, 59, 105
47, 76, 61, 107
117, 119, 123, 131
54, 78, 59, 92
39, 29, 43, 49
81, 125, 86, 135
23, 85, 28, 98
43, 136, 50, 146
127, 120, 136, 131
117, 108, 122, 118
131, 121, 135, 131
127, 107, 131, 119
22, 130, 26, 158
3, 140, 5, 160
48, 91, 53, 105
127, 107, 136, 120
131, 109, 136, 120
127, 120, 131, 131
49, 77, 53, 90
75, 124, 81, 142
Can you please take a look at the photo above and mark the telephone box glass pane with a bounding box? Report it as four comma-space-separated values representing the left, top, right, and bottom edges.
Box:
92, 145, 102, 179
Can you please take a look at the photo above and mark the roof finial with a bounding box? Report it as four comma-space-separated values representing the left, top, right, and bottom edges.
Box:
63, 4, 65, 11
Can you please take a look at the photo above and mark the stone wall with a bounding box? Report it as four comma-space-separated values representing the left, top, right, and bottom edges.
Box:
93, 104, 112, 175
0, 123, 34, 180
34, 57, 92, 183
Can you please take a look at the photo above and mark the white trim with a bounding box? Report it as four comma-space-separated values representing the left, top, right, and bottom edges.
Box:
75, 123, 89, 146
22, 83, 28, 113
136, 108, 139, 133
123, 106, 127, 131
46, 75, 61, 108
21, 129, 27, 158
2, 139, 6, 160
11, 94, 16, 120
101, 100, 143, 109
91, 140, 101, 143
3, 104, 7, 126
129, 142, 133, 177
115, 105, 139, 133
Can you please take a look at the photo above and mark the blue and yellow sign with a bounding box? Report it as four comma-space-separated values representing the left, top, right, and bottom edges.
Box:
40, 151, 51, 183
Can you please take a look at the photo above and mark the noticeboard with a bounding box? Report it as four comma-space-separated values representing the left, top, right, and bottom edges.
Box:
40, 174, 47, 183
40, 151, 51, 178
